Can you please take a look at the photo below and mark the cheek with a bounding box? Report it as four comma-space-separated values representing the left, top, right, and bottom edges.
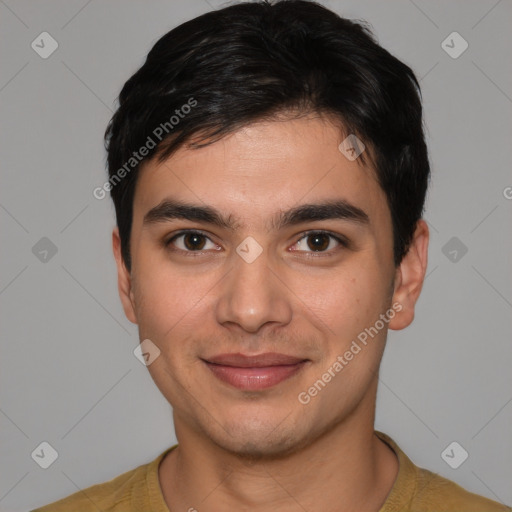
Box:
132, 255, 220, 365
302, 262, 384, 332
132, 260, 196, 340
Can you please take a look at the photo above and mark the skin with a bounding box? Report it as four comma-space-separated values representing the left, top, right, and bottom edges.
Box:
113, 113, 429, 511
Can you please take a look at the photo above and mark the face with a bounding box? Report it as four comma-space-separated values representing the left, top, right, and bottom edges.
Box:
113, 114, 428, 457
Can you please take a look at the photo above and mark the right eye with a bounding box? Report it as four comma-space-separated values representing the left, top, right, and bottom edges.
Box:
165, 230, 221, 255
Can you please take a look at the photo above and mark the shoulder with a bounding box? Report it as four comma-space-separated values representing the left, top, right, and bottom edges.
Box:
30, 464, 146, 512
375, 431, 511, 512
413, 466, 511, 512
30, 446, 176, 512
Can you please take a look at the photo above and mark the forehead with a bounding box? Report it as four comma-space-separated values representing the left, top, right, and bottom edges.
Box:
133, 115, 389, 229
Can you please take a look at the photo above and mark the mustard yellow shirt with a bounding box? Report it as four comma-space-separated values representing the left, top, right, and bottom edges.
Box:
32, 431, 511, 511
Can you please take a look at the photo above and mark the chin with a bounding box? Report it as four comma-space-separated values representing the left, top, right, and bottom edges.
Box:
215, 434, 303, 460
205, 413, 312, 460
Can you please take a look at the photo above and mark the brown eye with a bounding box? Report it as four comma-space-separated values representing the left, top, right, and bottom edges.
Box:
291, 231, 347, 254
182, 233, 207, 250
306, 233, 330, 251
166, 231, 218, 253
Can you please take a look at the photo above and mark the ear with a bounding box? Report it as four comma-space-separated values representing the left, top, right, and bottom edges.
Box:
112, 227, 138, 324
388, 219, 429, 331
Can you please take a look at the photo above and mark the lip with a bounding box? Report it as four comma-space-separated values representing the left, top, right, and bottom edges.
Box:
203, 352, 308, 391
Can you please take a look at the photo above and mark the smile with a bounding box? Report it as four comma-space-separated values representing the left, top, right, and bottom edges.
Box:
202, 352, 309, 391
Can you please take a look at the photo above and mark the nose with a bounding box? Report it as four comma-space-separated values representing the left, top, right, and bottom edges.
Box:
215, 245, 293, 334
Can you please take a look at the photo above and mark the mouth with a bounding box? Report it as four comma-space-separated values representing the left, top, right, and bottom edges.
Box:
202, 352, 309, 391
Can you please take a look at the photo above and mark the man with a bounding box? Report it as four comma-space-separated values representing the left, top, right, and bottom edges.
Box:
33, 1, 511, 510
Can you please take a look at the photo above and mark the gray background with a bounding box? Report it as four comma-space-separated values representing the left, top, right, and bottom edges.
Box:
1, 0, 511, 510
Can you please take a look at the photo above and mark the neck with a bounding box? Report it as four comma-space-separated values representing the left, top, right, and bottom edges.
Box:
159, 384, 398, 512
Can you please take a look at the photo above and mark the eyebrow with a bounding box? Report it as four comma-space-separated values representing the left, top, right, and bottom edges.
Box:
143, 198, 370, 231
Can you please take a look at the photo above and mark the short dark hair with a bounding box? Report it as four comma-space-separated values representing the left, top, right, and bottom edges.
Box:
104, 0, 430, 272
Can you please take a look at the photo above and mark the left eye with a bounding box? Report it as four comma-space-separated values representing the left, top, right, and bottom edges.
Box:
291, 231, 346, 253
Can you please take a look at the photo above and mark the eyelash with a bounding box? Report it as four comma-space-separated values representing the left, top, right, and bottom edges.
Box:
164, 229, 349, 258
